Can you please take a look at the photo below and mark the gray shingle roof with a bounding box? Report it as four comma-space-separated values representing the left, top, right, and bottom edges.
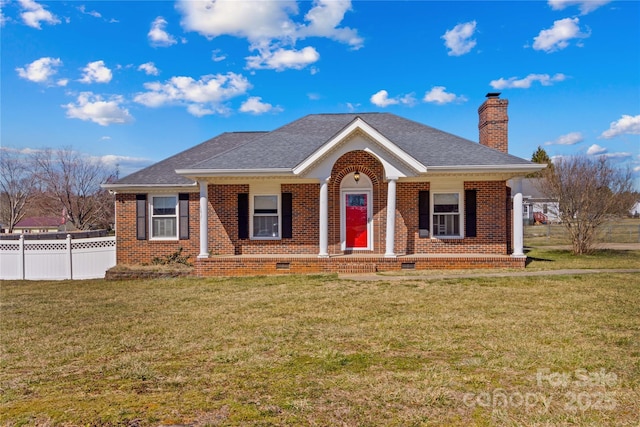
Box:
190, 113, 531, 170
114, 112, 534, 186
114, 131, 265, 185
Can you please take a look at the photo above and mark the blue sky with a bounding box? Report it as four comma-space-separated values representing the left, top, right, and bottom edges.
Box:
1, 0, 639, 187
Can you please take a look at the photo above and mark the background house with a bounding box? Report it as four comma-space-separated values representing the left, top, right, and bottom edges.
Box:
521, 178, 560, 225
11, 217, 63, 234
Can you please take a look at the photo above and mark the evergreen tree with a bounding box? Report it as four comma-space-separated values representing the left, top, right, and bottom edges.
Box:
527, 146, 552, 177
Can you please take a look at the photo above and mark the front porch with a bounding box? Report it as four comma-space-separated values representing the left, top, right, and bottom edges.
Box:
194, 253, 527, 276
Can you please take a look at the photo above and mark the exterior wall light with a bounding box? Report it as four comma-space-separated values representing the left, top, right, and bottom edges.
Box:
354, 171, 360, 183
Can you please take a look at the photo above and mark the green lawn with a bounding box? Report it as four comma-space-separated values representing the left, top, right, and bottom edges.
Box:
2, 267, 639, 426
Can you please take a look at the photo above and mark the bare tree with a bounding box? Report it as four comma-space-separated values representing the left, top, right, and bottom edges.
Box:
33, 148, 115, 230
0, 149, 37, 233
539, 155, 636, 254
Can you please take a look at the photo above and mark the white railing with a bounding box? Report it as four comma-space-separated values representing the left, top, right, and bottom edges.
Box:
0, 235, 116, 280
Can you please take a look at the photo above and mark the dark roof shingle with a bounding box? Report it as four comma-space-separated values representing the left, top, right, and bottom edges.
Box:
114, 131, 266, 185
114, 112, 534, 186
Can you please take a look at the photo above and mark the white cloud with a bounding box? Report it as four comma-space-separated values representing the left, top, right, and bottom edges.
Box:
346, 102, 360, 112
211, 50, 227, 62
370, 90, 416, 108
240, 96, 282, 114
78, 5, 101, 18
148, 16, 177, 47
177, 0, 298, 41
90, 153, 152, 176
533, 17, 589, 52
423, 86, 467, 105
1, 0, 8, 26
98, 154, 150, 168
586, 144, 607, 155
79, 60, 112, 84
63, 92, 133, 126
544, 131, 584, 145
16, 57, 62, 84
371, 90, 397, 107
138, 62, 159, 76
600, 115, 640, 139
551, 154, 571, 163
57, 78, 69, 87
603, 152, 633, 159
246, 45, 320, 71
176, 0, 362, 68
18, 0, 60, 29
442, 21, 477, 56
297, 0, 363, 49
490, 73, 567, 89
548, 0, 611, 15
187, 104, 219, 117
134, 72, 252, 117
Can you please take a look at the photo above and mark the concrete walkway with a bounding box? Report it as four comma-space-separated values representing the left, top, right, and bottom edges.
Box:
339, 268, 640, 281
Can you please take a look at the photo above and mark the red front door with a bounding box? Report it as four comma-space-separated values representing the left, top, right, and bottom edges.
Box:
345, 193, 368, 249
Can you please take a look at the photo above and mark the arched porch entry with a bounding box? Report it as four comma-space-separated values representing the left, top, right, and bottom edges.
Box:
341, 172, 373, 250
328, 150, 385, 255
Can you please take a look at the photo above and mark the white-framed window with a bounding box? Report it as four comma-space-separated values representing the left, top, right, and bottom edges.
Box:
251, 194, 280, 239
432, 192, 461, 237
150, 195, 178, 239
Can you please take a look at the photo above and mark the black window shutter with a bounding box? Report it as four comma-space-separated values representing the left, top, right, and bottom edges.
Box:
418, 191, 430, 231
136, 194, 147, 240
281, 192, 293, 239
238, 193, 249, 239
465, 189, 477, 238
179, 193, 189, 240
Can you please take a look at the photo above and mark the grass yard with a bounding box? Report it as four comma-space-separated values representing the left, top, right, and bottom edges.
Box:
1, 271, 639, 426
524, 218, 640, 247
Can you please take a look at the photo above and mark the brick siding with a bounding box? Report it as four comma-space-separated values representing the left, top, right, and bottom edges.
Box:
116, 153, 515, 267
115, 192, 200, 265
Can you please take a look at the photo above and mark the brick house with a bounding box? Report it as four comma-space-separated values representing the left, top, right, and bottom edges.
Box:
104, 93, 544, 276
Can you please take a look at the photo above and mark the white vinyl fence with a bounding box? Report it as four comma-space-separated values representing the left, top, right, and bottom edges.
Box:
0, 235, 116, 280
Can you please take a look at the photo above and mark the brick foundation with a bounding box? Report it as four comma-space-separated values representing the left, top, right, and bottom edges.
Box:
194, 254, 527, 276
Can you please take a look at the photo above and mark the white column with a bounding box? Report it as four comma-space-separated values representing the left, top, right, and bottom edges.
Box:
512, 177, 524, 257
318, 177, 329, 257
198, 181, 209, 258
385, 177, 397, 258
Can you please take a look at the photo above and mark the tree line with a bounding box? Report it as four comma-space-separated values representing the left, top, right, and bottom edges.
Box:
0, 147, 116, 233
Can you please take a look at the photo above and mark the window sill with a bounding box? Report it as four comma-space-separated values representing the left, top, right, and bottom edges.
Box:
250, 237, 282, 241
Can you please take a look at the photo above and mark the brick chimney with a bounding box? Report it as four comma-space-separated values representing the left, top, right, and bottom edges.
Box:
478, 92, 509, 153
